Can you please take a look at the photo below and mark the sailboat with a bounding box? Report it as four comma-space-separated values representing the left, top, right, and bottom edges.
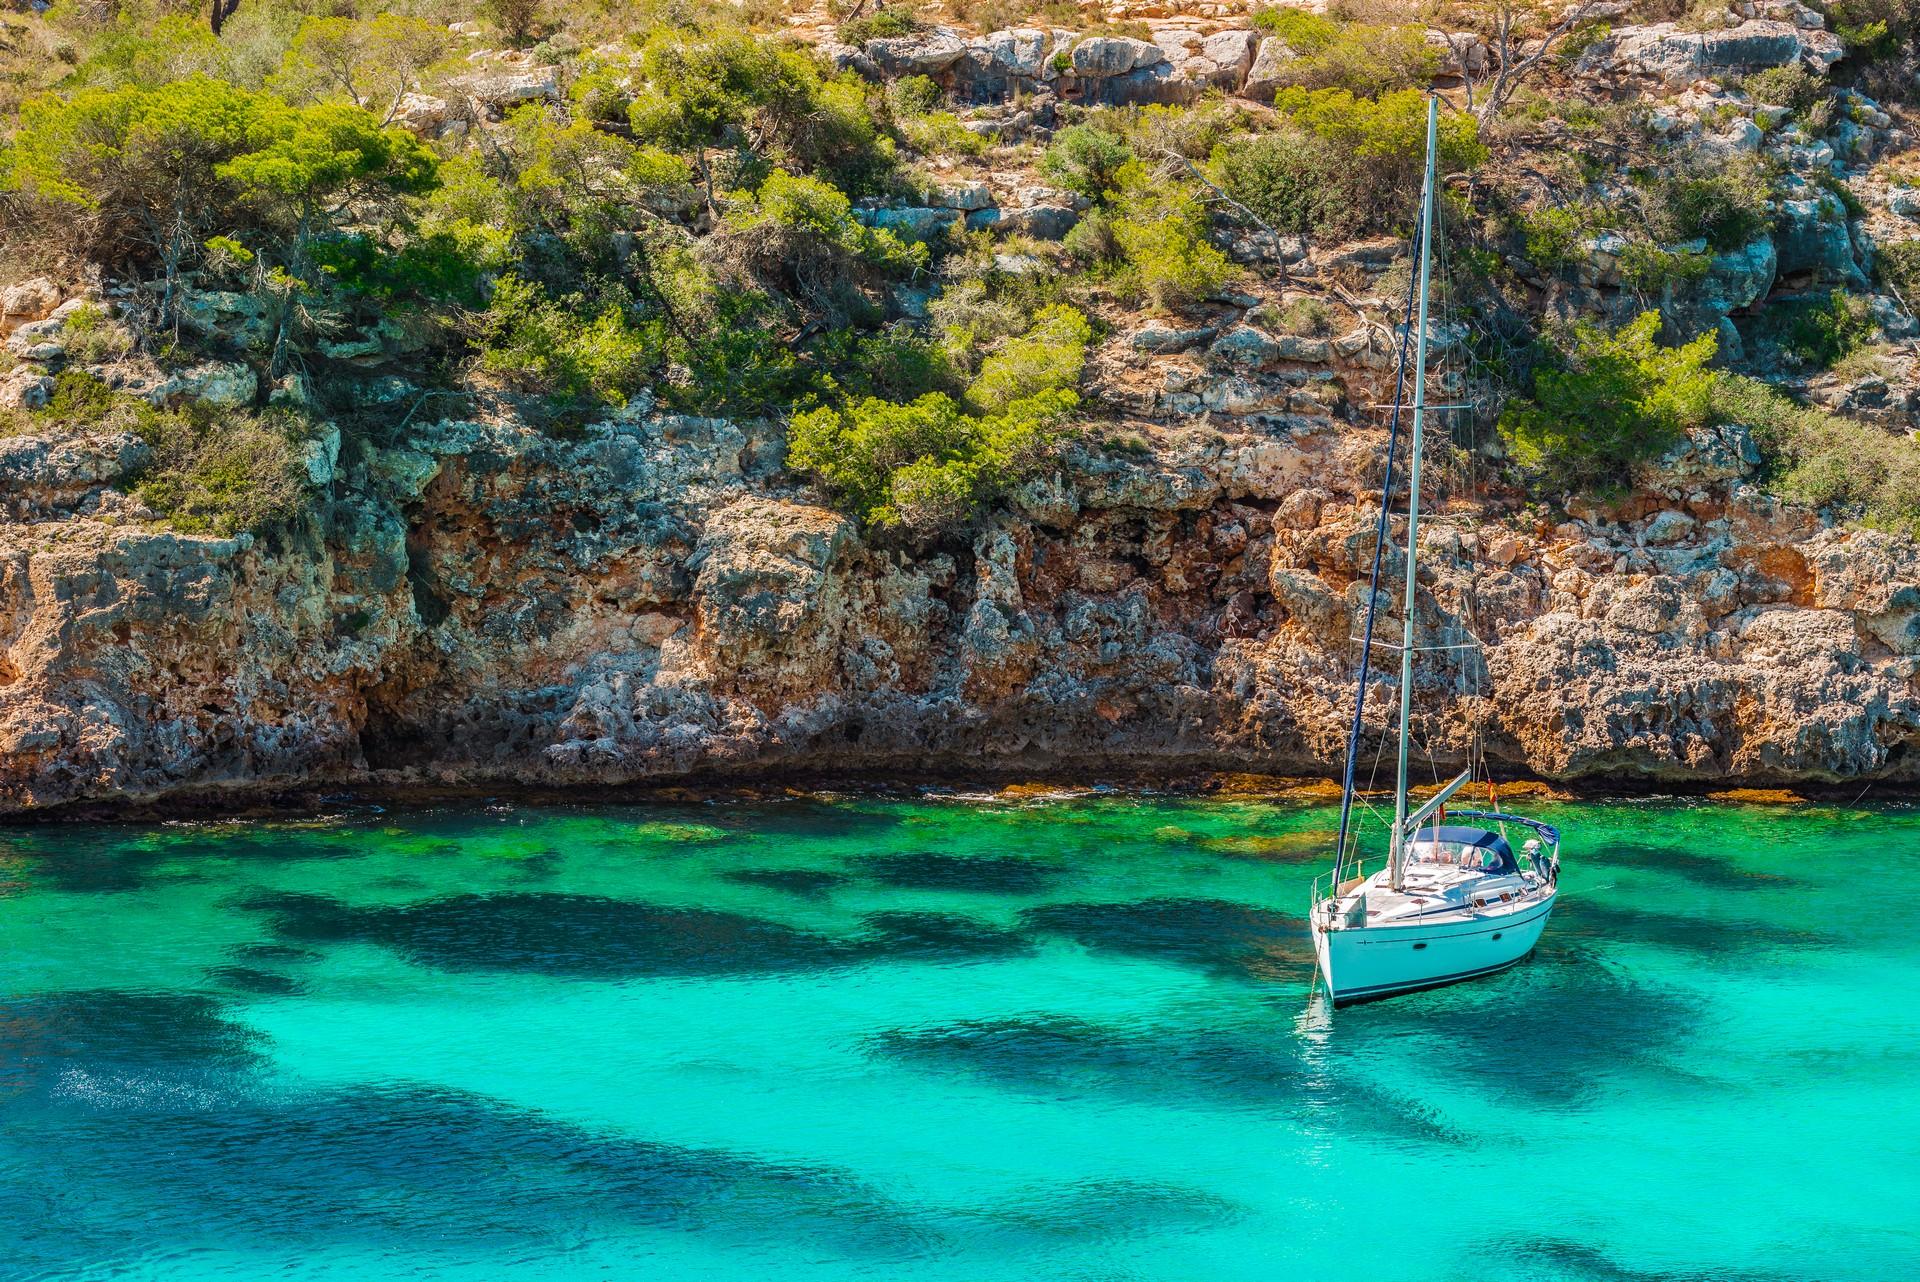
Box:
1309, 97, 1563, 1007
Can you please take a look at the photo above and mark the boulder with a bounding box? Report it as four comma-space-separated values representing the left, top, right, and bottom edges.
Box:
1428, 30, 1491, 77
1774, 192, 1867, 284
0, 432, 150, 499
1202, 29, 1261, 82
1070, 35, 1167, 78
1241, 36, 1294, 101
1663, 234, 1777, 340
999, 204, 1079, 239
930, 181, 993, 211
858, 206, 963, 240
178, 290, 272, 349
0, 277, 61, 333
1132, 322, 1217, 353
1091, 62, 1205, 106
450, 64, 559, 108
1642, 509, 1699, 546
392, 92, 450, 137
962, 27, 1054, 79
1576, 19, 1844, 86
148, 361, 257, 409
865, 27, 967, 76
0, 369, 55, 410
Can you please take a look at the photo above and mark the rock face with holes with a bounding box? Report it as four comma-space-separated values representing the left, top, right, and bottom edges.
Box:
7, 373, 1920, 815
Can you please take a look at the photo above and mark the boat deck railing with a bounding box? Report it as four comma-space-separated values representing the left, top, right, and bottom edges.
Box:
1310, 857, 1380, 912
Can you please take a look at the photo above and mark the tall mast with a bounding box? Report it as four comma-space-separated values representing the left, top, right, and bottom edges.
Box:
1390, 96, 1440, 895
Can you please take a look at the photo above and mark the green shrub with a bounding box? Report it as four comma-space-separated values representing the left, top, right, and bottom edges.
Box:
1268, 88, 1486, 233
1107, 162, 1233, 311
1876, 237, 1920, 302
1520, 206, 1598, 271
964, 303, 1092, 414
837, 7, 917, 44
1212, 129, 1351, 238
1638, 158, 1773, 253
1742, 64, 1825, 115
1822, 0, 1918, 54
1499, 311, 1718, 493
46, 369, 118, 422
58, 302, 134, 363
1248, 8, 1438, 96
888, 74, 943, 117
1773, 289, 1877, 368
477, 275, 661, 408
628, 29, 895, 196
1257, 296, 1336, 336
1038, 124, 1135, 200
1716, 373, 1920, 534
899, 110, 987, 157
132, 402, 309, 537
271, 14, 452, 114
1618, 242, 1711, 295
723, 169, 927, 276
823, 324, 962, 402
788, 305, 1090, 532
4, 76, 438, 271
789, 387, 1073, 532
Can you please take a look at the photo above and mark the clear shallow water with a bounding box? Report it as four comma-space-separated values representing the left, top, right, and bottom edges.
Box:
2, 794, 1916, 1282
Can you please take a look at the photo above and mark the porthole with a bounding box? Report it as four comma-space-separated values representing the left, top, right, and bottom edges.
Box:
1412, 942, 1428, 951
1492, 932, 1503, 941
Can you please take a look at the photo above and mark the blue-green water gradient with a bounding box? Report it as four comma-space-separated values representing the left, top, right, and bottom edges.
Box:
2, 794, 1916, 1281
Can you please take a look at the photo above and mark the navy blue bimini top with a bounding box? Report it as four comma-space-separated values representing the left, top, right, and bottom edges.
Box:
1409, 824, 1517, 875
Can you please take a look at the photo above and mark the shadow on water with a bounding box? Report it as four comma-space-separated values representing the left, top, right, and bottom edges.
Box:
718, 868, 853, 899
1, 828, 359, 894
0, 1081, 940, 1269
0, 990, 263, 1105
228, 943, 323, 965
718, 800, 907, 841
859, 911, 1034, 962
1020, 898, 1314, 983
1553, 897, 1825, 959
203, 966, 304, 997
1492, 1237, 1795, 1282
239, 891, 1029, 977
1331, 948, 1707, 1108
867, 1014, 1466, 1144
964, 1176, 1243, 1247
1591, 843, 1799, 893
857, 851, 1062, 895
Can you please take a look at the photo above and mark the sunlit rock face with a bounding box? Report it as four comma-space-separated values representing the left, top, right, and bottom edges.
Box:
7, 373, 1920, 816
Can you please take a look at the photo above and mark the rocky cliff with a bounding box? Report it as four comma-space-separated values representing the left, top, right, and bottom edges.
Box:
6, 2, 1920, 814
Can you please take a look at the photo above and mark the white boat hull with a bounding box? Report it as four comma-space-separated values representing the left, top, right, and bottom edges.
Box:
1313, 890, 1555, 1006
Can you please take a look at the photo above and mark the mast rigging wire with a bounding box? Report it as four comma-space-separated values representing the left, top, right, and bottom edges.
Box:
1329, 194, 1429, 890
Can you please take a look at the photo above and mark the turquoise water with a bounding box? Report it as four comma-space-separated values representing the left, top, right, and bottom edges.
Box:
2, 793, 1916, 1281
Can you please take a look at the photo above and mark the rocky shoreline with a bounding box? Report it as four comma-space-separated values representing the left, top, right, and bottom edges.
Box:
7, 391, 1920, 818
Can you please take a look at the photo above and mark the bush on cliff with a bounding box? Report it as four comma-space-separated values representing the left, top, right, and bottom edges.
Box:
1105, 162, 1234, 311
1500, 311, 1718, 494
1213, 128, 1356, 239
1253, 88, 1486, 235
1716, 373, 1920, 534
1637, 157, 1773, 254
476, 275, 662, 409
132, 402, 310, 538
1248, 8, 1439, 98
1039, 124, 1136, 201
2, 76, 437, 274
787, 305, 1090, 533
627, 28, 896, 197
